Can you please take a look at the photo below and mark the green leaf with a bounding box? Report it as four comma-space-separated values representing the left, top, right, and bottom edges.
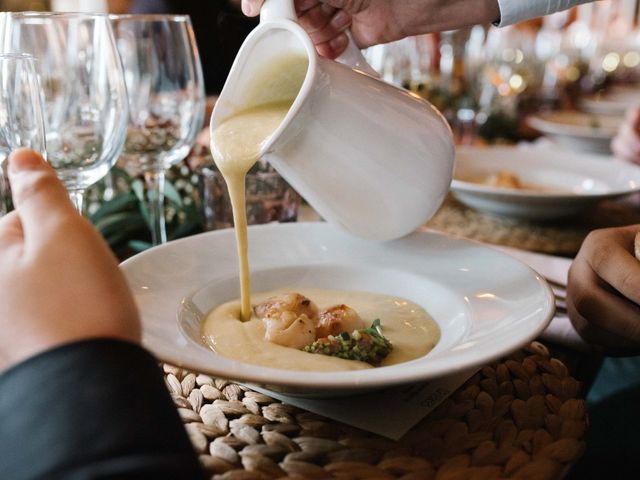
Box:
104, 222, 148, 247
128, 239, 152, 252
89, 192, 138, 223
131, 179, 146, 203
372, 319, 382, 335
129, 180, 151, 230
168, 215, 201, 240
163, 180, 183, 207
95, 211, 146, 238
110, 165, 133, 182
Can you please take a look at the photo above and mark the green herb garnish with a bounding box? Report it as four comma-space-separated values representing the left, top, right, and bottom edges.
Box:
303, 319, 392, 365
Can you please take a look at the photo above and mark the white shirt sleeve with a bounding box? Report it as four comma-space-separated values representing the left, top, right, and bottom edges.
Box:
496, 0, 595, 26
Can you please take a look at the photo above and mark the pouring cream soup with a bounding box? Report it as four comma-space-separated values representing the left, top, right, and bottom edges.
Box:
208, 53, 441, 369
210, 54, 308, 321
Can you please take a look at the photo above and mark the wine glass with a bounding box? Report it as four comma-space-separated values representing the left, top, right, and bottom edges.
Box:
0, 53, 46, 215
0, 12, 128, 213
110, 14, 205, 245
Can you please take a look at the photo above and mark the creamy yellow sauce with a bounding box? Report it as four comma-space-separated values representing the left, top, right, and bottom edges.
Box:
202, 288, 440, 372
210, 54, 308, 320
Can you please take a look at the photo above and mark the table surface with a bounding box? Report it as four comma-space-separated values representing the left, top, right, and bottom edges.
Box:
167, 341, 587, 480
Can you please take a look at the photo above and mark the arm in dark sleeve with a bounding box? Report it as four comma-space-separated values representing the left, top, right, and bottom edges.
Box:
0, 339, 205, 480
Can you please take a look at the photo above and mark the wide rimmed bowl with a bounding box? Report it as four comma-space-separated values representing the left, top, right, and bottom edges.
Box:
451, 145, 640, 220
121, 223, 554, 396
527, 111, 622, 155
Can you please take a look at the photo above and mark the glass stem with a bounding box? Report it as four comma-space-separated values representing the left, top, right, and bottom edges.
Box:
144, 169, 167, 245
68, 190, 84, 214
102, 171, 115, 201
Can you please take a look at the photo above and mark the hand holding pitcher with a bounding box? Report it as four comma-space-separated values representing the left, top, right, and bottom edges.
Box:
241, 0, 501, 58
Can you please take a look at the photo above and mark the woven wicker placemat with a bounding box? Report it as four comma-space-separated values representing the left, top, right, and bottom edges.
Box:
425, 196, 640, 257
164, 341, 586, 480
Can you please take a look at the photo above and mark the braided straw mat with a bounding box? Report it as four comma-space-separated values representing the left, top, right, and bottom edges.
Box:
164, 341, 586, 480
425, 196, 640, 257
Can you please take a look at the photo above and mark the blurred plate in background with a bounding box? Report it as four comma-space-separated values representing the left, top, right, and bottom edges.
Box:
527, 111, 622, 155
579, 86, 640, 117
451, 145, 640, 220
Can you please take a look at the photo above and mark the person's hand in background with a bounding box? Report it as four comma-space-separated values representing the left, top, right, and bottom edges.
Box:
0, 149, 140, 371
241, 0, 500, 58
567, 225, 640, 356
612, 106, 640, 165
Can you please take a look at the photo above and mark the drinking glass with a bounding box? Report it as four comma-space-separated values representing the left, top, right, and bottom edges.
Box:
474, 27, 535, 129
0, 12, 128, 213
110, 14, 205, 245
0, 53, 46, 215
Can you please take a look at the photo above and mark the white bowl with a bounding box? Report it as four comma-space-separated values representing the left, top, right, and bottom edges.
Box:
527, 111, 622, 154
579, 86, 640, 117
451, 145, 640, 220
121, 223, 554, 396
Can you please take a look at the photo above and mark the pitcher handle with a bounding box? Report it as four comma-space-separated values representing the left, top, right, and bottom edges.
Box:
260, 0, 296, 22
260, 0, 379, 77
335, 31, 379, 77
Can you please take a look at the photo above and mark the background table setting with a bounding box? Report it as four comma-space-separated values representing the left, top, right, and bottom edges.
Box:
2, 0, 640, 479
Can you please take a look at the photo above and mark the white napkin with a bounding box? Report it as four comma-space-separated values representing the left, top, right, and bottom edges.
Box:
491, 245, 591, 352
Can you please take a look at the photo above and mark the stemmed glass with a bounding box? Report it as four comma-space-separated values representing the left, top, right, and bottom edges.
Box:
110, 14, 205, 245
0, 12, 128, 213
0, 53, 46, 215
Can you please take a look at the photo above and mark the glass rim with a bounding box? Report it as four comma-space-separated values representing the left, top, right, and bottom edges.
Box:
7, 11, 110, 19
0, 53, 37, 61
108, 13, 190, 22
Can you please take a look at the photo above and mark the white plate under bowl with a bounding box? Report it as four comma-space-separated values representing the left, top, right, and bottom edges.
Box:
527, 111, 622, 154
451, 145, 640, 220
121, 223, 554, 396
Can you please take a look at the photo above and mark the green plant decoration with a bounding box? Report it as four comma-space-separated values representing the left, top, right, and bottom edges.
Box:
87, 163, 204, 260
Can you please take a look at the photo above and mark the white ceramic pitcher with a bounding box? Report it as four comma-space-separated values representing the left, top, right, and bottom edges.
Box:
210, 0, 455, 240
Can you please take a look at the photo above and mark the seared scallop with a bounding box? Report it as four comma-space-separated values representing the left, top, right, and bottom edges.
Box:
262, 311, 316, 349
315, 304, 366, 338
254, 293, 319, 322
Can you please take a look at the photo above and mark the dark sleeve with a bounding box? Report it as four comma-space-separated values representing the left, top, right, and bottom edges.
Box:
0, 339, 205, 480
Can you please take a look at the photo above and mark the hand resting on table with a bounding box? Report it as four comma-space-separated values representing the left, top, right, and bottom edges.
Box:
568, 225, 640, 356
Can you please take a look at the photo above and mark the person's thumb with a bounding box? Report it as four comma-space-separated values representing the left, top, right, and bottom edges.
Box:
7, 148, 76, 242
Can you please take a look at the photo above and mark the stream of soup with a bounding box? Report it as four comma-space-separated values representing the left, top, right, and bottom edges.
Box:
211, 101, 293, 320
210, 54, 308, 320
